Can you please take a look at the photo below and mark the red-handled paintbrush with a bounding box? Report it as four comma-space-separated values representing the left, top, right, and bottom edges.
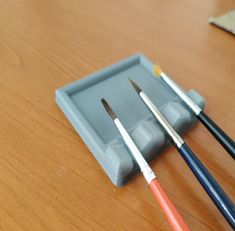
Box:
101, 98, 190, 231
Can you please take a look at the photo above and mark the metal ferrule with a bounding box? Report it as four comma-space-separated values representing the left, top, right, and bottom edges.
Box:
140, 92, 184, 149
114, 118, 156, 184
161, 72, 202, 116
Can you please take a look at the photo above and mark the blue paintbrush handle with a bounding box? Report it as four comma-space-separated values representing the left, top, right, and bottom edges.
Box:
198, 111, 235, 160
178, 143, 235, 229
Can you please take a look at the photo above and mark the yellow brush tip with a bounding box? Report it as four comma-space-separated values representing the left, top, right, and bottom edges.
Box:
153, 64, 162, 76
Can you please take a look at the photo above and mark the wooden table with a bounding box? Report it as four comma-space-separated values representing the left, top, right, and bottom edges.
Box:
0, 0, 234, 230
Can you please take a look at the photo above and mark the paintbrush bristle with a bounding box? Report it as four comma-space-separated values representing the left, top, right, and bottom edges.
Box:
129, 79, 142, 94
101, 98, 117, 120
153, 64, 162, 76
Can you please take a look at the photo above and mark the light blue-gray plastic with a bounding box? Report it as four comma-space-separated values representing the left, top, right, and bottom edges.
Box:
55, 54, 205, 187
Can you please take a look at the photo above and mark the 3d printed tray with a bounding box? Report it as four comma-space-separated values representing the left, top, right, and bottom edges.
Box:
55, 54, 205, 186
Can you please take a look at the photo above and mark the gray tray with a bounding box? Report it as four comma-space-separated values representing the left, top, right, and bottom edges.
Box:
55, 54, 205, 186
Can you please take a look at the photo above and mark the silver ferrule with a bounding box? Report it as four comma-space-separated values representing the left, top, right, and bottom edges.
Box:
161, 72, 202, 115
140, 92, 184, 148
114, 118, 156, 184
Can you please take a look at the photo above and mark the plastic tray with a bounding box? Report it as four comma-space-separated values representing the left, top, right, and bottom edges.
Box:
55, 54, 205, 186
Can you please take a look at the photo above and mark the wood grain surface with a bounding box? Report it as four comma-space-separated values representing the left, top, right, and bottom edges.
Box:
0, 0, 234, 230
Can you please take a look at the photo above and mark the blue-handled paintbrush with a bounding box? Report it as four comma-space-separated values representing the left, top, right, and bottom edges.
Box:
130, 79, 235, 229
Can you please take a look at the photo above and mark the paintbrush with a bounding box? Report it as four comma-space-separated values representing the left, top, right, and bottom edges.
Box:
130, 80, 235, 229
153, 65, 235, 160
101, 98, 190, 231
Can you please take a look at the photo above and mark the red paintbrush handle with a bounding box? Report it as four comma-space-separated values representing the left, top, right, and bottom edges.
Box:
149, 179, 190, 231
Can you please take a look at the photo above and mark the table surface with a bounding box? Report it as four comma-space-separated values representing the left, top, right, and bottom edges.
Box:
0, 0, 234, 230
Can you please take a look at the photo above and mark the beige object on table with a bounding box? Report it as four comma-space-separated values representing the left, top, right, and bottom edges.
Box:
209, 10, 235, 35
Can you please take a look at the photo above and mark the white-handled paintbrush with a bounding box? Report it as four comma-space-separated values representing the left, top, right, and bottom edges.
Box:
153, 65, 235, 160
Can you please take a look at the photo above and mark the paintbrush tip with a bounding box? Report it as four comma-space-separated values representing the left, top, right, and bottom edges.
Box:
101, 98, 117, 120
129, 79, 142, 94
153, 64, 162, 76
